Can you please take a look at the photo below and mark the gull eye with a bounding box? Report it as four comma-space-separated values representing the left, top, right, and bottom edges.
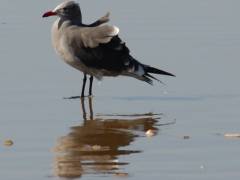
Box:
63, 7, 69, 12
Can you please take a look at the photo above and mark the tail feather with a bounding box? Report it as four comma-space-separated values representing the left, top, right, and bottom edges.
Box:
142, 75, 153, 85
124, 57, 175, 85
145, 66, 175, 77
145, 73, 165, 85
145, 73, 160, 82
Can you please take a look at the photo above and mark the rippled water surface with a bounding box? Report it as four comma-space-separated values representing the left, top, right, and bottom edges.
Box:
1, 0, 240, 179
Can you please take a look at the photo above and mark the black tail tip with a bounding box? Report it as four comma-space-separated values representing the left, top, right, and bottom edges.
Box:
167, 72, 176, 77
146, 66, 176, 77
156, 68, 176, 77
157, 70, 175, 77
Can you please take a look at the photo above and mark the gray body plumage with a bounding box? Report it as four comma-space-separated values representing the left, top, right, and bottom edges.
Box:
51, 16, 120, 80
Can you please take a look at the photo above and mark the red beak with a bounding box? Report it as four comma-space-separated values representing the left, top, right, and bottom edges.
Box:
42, 11, 57, 18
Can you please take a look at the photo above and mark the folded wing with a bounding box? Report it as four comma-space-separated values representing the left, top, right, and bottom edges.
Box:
76, 25, 119, 48
66, 25, 134, 73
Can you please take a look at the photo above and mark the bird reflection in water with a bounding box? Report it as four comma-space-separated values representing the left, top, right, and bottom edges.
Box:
53, 97, 174, 178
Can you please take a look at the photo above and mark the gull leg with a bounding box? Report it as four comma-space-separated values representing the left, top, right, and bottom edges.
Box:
63, 73, 88, 99
89, 76, 94, 96
81, 73, 87, 98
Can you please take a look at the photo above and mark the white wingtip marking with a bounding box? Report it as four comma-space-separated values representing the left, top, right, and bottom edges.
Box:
112, 26, 120, 36
137, 66, 145, 76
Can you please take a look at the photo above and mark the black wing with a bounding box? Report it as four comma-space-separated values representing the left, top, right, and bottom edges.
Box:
80, 35, 139, 73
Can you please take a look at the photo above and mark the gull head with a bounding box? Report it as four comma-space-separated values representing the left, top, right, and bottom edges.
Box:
42, 0, 81, 20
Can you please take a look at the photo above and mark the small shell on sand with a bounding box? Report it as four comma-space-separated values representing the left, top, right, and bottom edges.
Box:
145, 129, 156, 137
92, 145, 101, 151
4, 139, 14, 146
224, 133, 240, 138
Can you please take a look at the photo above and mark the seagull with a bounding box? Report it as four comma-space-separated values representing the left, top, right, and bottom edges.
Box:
42, 0, 175, 97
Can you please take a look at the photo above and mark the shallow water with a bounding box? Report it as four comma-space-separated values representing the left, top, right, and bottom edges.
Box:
1, 0, 240, 179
